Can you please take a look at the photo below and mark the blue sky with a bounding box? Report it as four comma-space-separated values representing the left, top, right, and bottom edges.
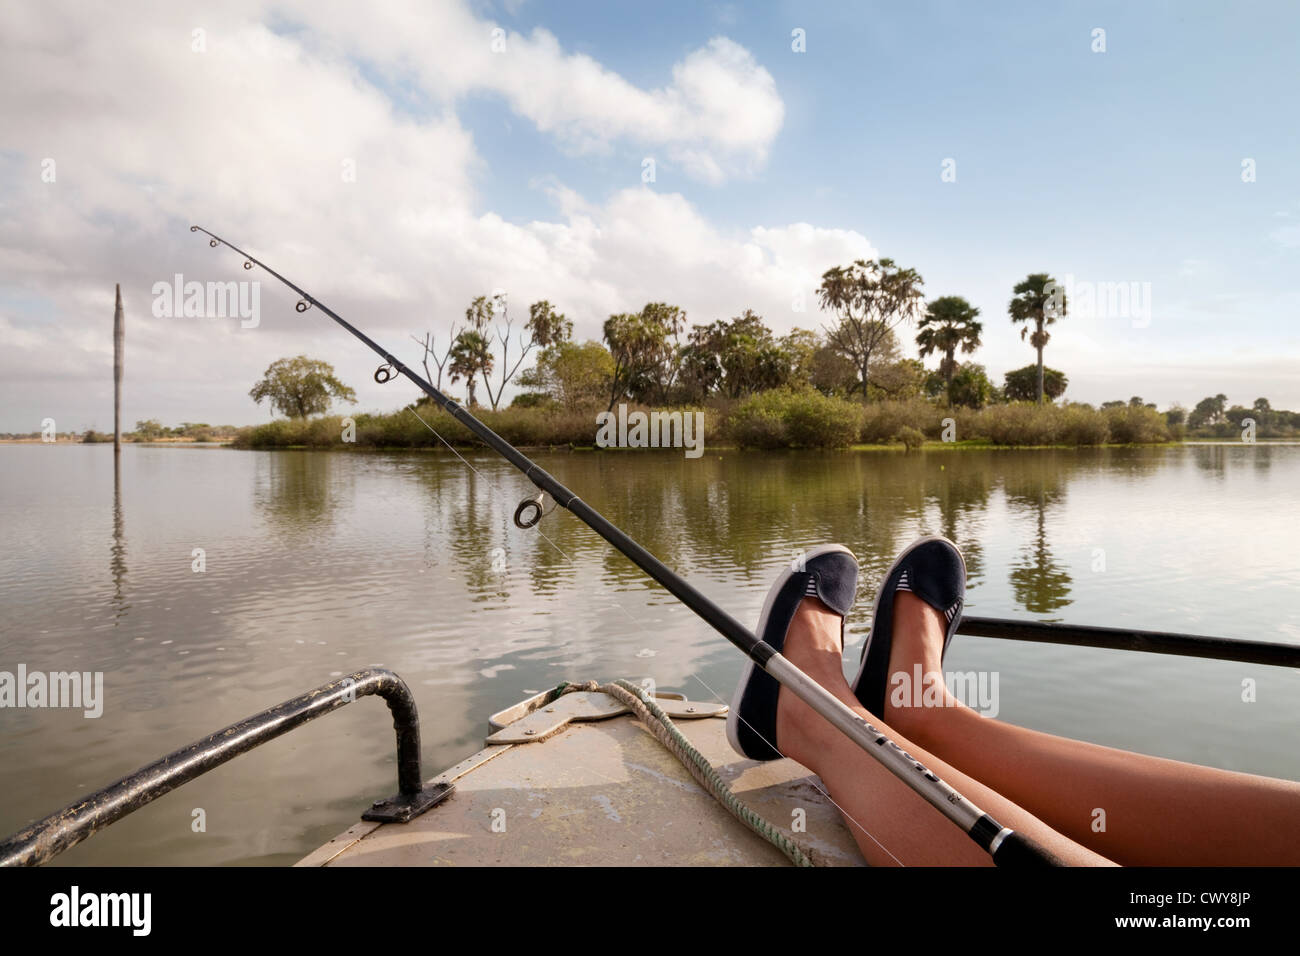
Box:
1, 0, 1297, 429
469, 1, 1300, 395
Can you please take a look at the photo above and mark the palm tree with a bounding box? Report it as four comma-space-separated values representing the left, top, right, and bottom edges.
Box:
1008, 273, 1066, 405
916, 296, 982, 399
449, 330, 492, 407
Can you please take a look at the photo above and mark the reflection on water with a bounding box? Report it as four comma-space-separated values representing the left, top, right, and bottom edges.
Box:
1, 442, 1298, 865
254, 451, 344, 536
1004, 460, 1072, 617
110, 452, 127, 624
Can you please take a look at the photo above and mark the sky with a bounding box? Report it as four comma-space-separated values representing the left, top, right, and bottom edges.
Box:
1, 0, 1298, 431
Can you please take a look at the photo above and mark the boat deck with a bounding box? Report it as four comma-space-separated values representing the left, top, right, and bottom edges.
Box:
298, 689, 864, 867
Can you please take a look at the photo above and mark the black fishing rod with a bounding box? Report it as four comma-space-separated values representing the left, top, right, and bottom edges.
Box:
190, 224, 1063, 866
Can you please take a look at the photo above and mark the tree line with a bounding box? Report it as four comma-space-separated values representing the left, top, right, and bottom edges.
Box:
238, 256, 1300, 442
392, 260, 1074, 415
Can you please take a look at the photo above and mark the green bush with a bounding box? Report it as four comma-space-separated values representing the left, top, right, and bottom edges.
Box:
784, 391, 861, 448
896, 425, 924, 450
726, 388, 859, 449
975, 403, 1061, 445
947, 363, 997, 409
967, 402, 1135, 446
726, 392, 787, 449
861, 399, 944, 443
230, 389, 1174, 452
1104, 404, 1171, 444
1057, 404, 1111, 446
234, 404, 709, 450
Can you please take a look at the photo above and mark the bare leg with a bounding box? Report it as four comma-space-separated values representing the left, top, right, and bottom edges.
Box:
772, 598, 1115, 866
885, 591, 1300, 866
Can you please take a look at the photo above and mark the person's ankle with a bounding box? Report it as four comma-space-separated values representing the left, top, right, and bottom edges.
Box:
883, 591, 952, 738
774, 599, 847, 762
883, 662, 954, 743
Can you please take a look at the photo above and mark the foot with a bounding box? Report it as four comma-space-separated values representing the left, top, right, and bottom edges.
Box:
882, 590, 957, 739
851, 536, 966, 717
773, 597, 857, 767
726, 544, 859, 761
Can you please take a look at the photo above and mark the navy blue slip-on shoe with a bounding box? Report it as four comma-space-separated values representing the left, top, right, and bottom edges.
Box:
850, 535, 966, 718
726, 544, 859, 761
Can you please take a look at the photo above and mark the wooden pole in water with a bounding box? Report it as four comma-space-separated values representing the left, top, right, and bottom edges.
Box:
113, 284, 124, 452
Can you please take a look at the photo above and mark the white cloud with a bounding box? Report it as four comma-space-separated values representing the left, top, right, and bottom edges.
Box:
0, 2, 842, 429
267, 4, 782, 179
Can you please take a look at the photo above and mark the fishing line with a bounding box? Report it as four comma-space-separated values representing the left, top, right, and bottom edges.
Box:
400, 403, 903, 863
190, 224, 1065, 867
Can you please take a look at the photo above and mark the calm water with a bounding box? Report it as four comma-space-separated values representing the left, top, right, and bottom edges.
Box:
2, 443, 1299, 865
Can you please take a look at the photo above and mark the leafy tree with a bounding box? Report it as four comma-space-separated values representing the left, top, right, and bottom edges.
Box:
134, 419, 165, 439
1252, 397, 1272, 426
248, 356, 357, 419
464, 294, 494, 332
678, 310, 788, 400
1225, 405, 1257, 428
869, 358, 928, 401
1008, 273, 1066, 405
1188, 393, 1228, 428
518, 340, 614, 409
781, 328, 821, 388
603, 302, 685, 409
808, 345, 859, 396
947, 362, 996, 409
719, 311, 789, 397
448, 330, 493, 407
1003, 364, 1068, 402
915, 296, 982, 396
818, 258, 925, 397
509, 392, 552, 409
1164, 405, 1186, 427
862, 327, 922, 400
677, 327, 724, 401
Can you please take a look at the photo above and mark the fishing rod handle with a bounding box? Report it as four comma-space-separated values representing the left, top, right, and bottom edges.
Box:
990, 830, 1070, 867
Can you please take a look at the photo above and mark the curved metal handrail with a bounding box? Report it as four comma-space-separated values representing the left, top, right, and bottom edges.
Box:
0, 668, 449, 867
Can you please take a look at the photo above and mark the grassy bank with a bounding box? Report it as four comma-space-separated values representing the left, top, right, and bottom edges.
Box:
233, 404, 721, 449
727, 392, 1171, 448
234, 391, 1174, 450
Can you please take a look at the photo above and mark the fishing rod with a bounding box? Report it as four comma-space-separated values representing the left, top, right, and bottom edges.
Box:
190, 224, 1064, 867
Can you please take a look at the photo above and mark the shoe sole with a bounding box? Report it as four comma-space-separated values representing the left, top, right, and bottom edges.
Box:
725, 543, 856, 759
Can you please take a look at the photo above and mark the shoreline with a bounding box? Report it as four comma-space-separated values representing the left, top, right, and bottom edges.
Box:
4, 439, 1262, 451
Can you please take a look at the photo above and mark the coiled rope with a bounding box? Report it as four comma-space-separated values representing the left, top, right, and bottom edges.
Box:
539, 679, 814, 867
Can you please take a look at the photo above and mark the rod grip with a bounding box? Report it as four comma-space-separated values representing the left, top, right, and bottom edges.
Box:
992, 831, 1068, 867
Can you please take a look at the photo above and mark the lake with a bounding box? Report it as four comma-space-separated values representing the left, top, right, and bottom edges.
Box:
2, 442, 1298, 864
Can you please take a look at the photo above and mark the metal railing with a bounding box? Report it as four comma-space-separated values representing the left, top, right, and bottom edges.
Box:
0, 668, 450, 867
958, 617, 1300, 669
